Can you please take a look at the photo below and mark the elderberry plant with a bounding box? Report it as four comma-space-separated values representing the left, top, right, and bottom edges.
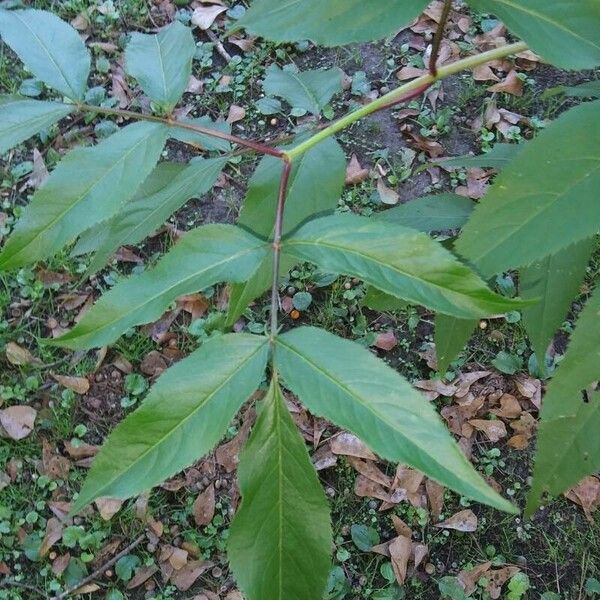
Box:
0, 1, 598, 598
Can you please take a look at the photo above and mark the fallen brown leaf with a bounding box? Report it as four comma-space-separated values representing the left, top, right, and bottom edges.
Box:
389, 535, 412, 585
0, 406, 37, 440
468, 418, 507, 442
488, 70, 524, 96
425, 479, 445, 522
52, 373, 90, 395
374, 330, 398, 351
171, 559, 214, 591
39, 518, 63, 557
191, 4, 227, 29
5, 342, 35, 366
95, 497, 124, 521
330, 432, 377, 460
345, 154, 370, 185
435, 508, 478, 532
458, 561, 492, 595
227, 104, 246, 124
193, 483, 215, 527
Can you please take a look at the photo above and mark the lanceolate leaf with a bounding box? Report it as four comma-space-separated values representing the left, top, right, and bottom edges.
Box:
72, 162, 186, 257
435, 315, 477, 374
284, 214, 528, 319
434, 143, 522, 170
0, 8, 90, 100
226, 138, 345, 326
466, 0, 600, 70
0, 96, 73, 155
0, 121, 168, 270
52, 225, 268, 349
229, 379, 332, 600
237, 0, 430, 46
263, 65, 342, 116
84, 156, 227, 274
375, 193, 475, 233
521, 239, 594, 362
527, 288, 600, 514
456, 101, 600, 277
125, 21, 196, 111
275, 327, 515, 512
73, 333, 269, 513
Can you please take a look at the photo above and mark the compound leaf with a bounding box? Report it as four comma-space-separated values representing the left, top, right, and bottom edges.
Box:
283, 214, 529, 319
236, 0, 430, 46
527, 288, 600, 513
0, 8, 90, 100
83, 156, 227, 274
73, 333, 269, 512
263, 65, 342, 116
275, 327, 515, 512
466, 0, 600, 70
226, 138, 345, 326
456, 101, 600, 277
521, 238, 594, 362
53, 225, 268, 349
435, 315, 477, 374
229, 379, 332, 600
0, 96, 73, 155
0, 121, 168, 270
125, 21, 196, 112
375, 193, 475, 232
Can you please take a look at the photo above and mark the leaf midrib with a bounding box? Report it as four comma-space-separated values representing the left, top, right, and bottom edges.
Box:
78, 338, 267, 507
284, 235, 497, 314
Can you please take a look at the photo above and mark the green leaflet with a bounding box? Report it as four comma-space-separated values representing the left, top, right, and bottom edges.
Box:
71, 162, 187, 258
283, 214, 529, 320
81, 157, 227, 274
52, 225, 268, 350
0, 121, 168, 270
72, 333, 269, 513
435, 315, 477, 374
466, 0, 600, 70
375, 193, 475, 233
168, 116, 232, 152
0, 96, 73, 155
521, 239, 594, 363
226, 137, 345, 326
125, 21, 196, 112
0, 9, 90, 100
229, 379, 332, 600
434, 143, 522, 170
275, 327, 516, 512
263, 65, 342, 116
456, 101, 600, 277
562, 80, 600, 98
527, 288, 600, 513
236, 0, 430, 46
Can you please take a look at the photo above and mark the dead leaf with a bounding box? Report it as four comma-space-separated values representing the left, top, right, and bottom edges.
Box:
396, 66, 428, 80
491, 394, 522, 419
5, 342, 34, 366
193, 483, 215, 527
435, 509, 478, 532
414, 378, 457, 399
171, 559, 214, 591
28, 148, 49, 188
0, 406, 37, 440
42, 438, 71, 479
40, 518, 63, 557
425, 479, 445, 522
127, 565, 159, 590
95, 497, 123, 520
468, 418, 507, 442
52, 553, 70, 576
488, 70, 524, 96
215, 409, 255, 472
226, 104, 246, 124
347, 457, 392, 488
458, 561, 492, 596
473, 64, 500, 82
354, 475, 392, 502
169, 546, 189, 570
186, 75, 203, 94
487, 566, 520, 598
191, 4, 227, 29
330, 432, 377, 460
565, 476, 600, 523
391, 514, 412, 538
52, 373, 90, 395
389, 535, 412, 585
413, 543, 428, 569
229, 36, 256, 52
377, 178, 400, 205
374, 330, 398, 351
140, 351, 168, 377
345, 154, 370, 185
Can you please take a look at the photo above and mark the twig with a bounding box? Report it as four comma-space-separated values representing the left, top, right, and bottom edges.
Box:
269, 158, 292, 338
429, 0, 453, 76
206, 29, 232, 63
0, 579, 48, 598
53, 533, 146, 599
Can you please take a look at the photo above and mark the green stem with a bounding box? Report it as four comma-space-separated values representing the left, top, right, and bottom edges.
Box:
285, 41, 528, 160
